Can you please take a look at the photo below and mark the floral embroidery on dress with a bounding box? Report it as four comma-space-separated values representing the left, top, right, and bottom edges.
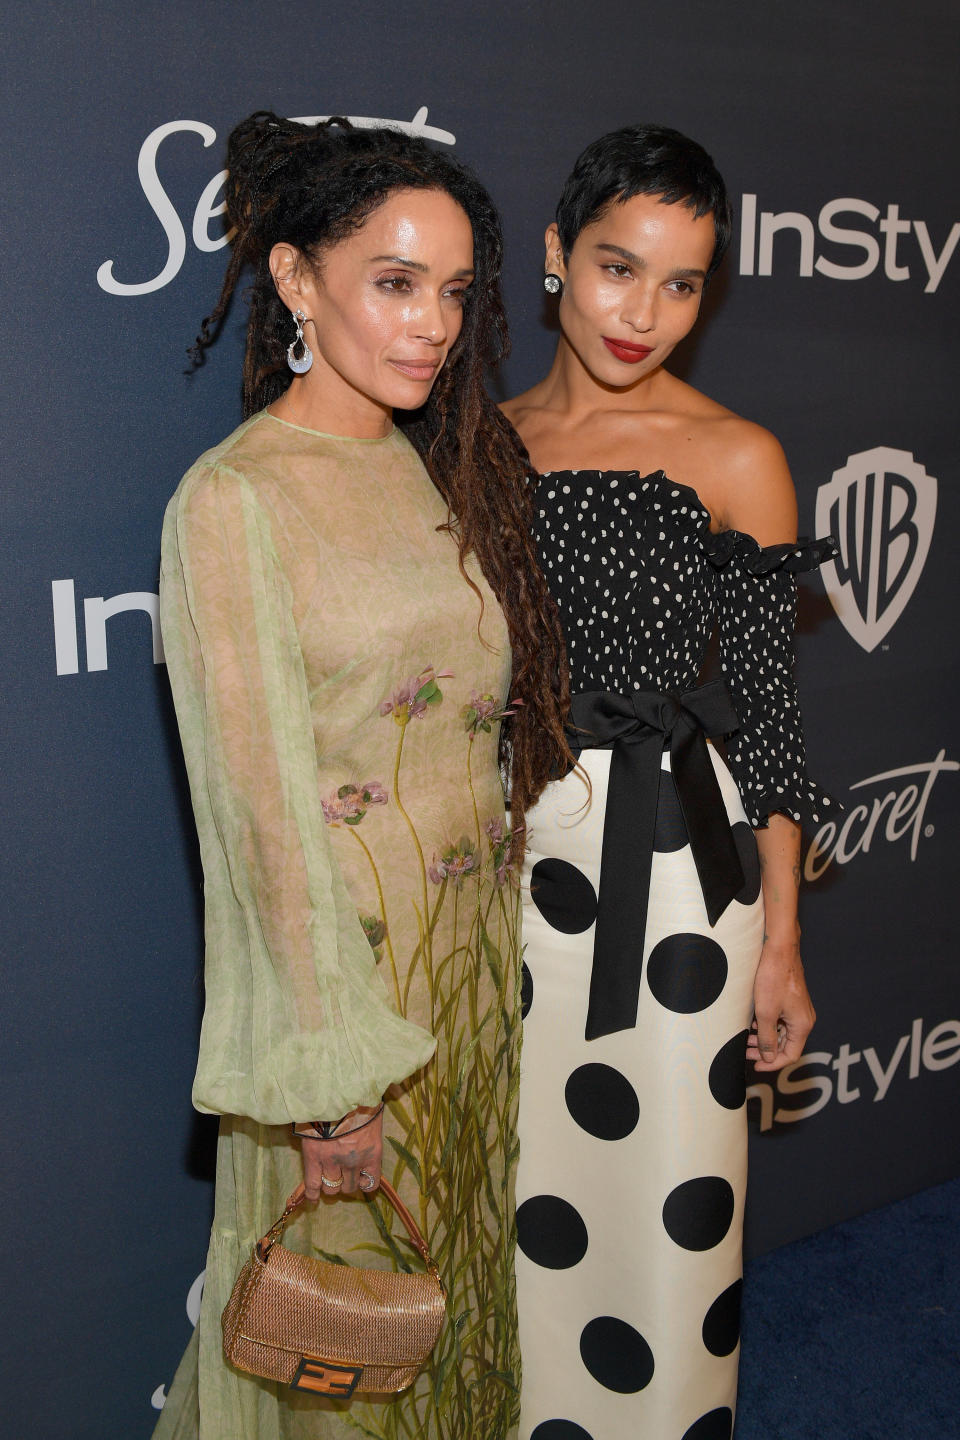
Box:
485, 816, 517, 888
428, 836, 483, 886
460, 690, 519, 733
379, 666, 454, 722
310, 663, 521, 1438
321, 780, 388, 825
359, 913, 387, 960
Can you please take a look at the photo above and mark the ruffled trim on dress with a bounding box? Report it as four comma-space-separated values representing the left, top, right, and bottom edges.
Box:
702, 527, 839, 575
743, 778, 840, 830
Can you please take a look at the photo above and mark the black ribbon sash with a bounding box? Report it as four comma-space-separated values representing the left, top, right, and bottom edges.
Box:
566, 682, 745, 1040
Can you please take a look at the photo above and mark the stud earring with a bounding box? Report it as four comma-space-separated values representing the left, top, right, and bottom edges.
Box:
286, 308, 314, 374
543, 273, 564, 297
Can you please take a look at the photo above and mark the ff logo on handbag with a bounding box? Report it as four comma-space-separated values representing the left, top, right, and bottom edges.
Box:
291, 1355, 364, 1397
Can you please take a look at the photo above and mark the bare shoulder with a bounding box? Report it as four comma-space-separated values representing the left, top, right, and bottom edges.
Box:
668, 373, 735, 423
711, 413, 791, 481
709, 413, 798, 544
670, 379, 780, 458
656, 380, 796, 543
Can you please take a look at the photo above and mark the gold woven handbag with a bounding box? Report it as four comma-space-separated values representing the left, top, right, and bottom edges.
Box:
222, 1178, 446, 1398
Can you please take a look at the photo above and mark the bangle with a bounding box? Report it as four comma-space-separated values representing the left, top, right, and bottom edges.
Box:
292, 1102, 384, 1142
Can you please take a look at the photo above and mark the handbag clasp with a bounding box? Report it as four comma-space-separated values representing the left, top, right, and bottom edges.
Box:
290, 1354, 364, 1398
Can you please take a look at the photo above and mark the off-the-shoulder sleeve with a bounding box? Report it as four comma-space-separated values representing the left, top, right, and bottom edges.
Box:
704, 530, 840, 829
159, 463, 436, 1125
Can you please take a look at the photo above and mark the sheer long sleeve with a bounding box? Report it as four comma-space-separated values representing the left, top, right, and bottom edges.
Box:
706, 531, 839, 830
160, 461, 436, 1125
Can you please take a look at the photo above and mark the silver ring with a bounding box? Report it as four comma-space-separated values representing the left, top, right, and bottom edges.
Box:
359, 1170, 376, 1191
321, 1173, 343, 1189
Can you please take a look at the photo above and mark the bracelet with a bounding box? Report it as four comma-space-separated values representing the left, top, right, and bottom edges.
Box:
292, 1102, 384, 1142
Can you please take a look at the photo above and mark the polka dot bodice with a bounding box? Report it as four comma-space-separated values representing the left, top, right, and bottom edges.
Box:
535, 469, 836, 828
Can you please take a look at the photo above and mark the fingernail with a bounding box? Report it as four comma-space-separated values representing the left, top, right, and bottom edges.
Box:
762, 1049, 775, 1061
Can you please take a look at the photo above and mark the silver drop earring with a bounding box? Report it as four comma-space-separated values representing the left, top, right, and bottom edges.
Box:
543, 273, 564, 296
286, 308, 314, 374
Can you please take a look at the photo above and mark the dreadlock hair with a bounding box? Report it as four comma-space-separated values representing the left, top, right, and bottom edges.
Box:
191, 110, 573, 857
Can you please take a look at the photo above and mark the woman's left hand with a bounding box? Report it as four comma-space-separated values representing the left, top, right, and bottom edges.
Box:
747, 934, 816, 1072
299, 1107, 384, 1200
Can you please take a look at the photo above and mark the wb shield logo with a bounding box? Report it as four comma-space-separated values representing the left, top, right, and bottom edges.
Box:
816, 447, 936, 652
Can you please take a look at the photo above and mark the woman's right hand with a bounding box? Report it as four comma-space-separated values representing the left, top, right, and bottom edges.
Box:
299, 1107, 384, 1199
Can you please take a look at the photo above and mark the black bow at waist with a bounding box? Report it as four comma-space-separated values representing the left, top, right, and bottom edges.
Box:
565, 682, 745, 1040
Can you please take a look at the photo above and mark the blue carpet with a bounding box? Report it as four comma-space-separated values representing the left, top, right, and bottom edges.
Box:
736, 1178, 960, 1439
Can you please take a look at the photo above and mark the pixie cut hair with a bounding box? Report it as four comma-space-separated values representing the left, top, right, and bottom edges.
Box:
555, 123, 732, 277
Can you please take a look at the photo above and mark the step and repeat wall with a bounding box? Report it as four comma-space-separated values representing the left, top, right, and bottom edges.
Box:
2, 2, 957, 1435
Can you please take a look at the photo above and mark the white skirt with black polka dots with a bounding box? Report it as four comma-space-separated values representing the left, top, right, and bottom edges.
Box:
515, 745, 764, 1440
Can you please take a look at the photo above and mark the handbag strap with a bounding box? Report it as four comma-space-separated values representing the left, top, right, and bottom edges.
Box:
257, 1176, 443, 1287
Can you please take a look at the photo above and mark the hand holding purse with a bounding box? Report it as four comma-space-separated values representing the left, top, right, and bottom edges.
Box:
222, 1177, 446, 1398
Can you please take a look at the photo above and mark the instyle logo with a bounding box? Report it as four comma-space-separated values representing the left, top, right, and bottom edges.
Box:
739, 195, 959, 292
748, 1014, 960, 1132
815, 447, 936, 652
97, 109, 456, 298
804, 751, 957, 881
51, 579, 163, 673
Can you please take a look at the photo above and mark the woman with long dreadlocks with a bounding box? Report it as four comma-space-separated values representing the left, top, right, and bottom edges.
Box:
152, 112, 571, 1440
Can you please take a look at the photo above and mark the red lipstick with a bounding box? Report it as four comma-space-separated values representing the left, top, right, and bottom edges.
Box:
603, 337, 653, 363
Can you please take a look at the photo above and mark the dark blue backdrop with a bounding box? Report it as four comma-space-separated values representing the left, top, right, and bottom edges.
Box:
1, 3, 957, 1435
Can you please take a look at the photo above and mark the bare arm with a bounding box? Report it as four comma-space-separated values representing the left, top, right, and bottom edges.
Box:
719, 423, 816, 1070
747, 814, 815, 1070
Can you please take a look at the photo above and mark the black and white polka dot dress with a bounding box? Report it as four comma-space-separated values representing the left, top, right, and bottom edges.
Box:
515, 471, 835, 1440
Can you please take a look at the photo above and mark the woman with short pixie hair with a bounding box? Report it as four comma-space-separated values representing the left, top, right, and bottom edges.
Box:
154, 111, 571, 1440
504, 124, 836, 1440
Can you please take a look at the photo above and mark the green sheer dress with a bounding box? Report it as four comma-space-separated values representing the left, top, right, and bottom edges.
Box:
152, 411, 522, 1440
